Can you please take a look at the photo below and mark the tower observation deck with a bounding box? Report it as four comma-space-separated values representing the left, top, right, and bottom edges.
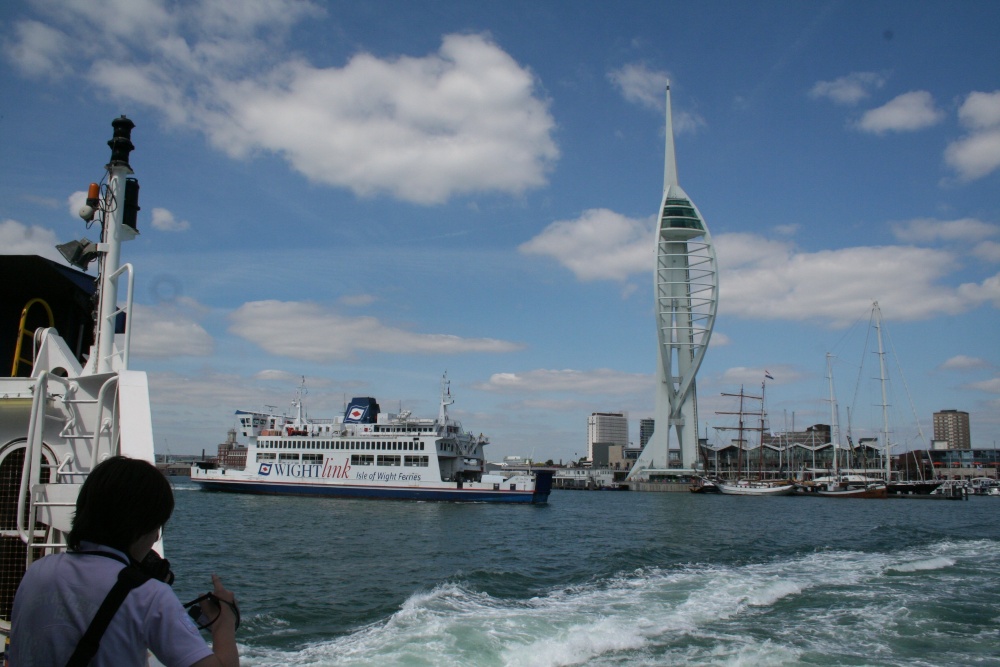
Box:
628, 83, 718, 479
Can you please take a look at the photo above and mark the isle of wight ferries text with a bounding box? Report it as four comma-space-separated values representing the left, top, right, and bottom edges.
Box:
258, 458, 423, 482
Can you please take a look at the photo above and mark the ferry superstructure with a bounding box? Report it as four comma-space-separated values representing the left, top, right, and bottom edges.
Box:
191, 377, 553, 503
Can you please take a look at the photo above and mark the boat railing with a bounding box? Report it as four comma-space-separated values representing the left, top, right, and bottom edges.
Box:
15, 370, 122, 564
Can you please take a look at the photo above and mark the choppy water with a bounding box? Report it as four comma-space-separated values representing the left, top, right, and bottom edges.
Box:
164, 484, 1000, 666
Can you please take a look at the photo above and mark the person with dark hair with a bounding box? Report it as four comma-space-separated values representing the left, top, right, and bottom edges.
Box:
10, 456, 240, 667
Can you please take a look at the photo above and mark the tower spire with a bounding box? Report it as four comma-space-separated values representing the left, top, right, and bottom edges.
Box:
628, 83, 719, 480
663, 82, 678, 191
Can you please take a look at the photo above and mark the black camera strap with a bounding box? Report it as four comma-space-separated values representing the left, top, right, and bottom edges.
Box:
65, 552, 151, 667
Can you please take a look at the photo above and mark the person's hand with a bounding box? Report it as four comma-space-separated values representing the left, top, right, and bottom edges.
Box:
201, 574, 239, 631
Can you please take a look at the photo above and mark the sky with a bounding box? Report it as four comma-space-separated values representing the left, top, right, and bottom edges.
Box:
2, 0, 999, 463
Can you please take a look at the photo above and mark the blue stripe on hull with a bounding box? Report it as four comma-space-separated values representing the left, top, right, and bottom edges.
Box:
191, 479, 550, 504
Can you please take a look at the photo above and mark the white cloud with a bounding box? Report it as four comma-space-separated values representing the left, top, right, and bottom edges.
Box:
339, 294, 378, 307
254, 369, 306, 382
957, 90, 1000, 129
773, 224, 800, 236
972, 240, 1000, 263
957, 272, 1000, 308
709, 332, 731, 347
0, 219, 64, 262
520, 210, 999, 325
608, 64, 705, 133
717, 236, 971, 325
519, 208, 654, 281
890, 217, 998, 243
945, 130, 1000, 182
3, 20, 73, 78
809, 72, 886, 105
967, 377, 1000, 394
608, 63, 671, 110
9, 5, 557, 205
721, 366, 800, 385
128, 300, 214, 358
151, 208, 191, 232
939, 355, 989, 371
944, 90, 1000, 181
209, 34, 558, 204
229, 300, 523, 361
147, 370, 271, 412
476, 368, 652, 395
67, 191, 88, 219
856, 91, 944, 134
945, 93, 1000, 181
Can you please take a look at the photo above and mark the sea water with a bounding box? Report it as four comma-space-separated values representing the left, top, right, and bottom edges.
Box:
165, 483, 1000, 666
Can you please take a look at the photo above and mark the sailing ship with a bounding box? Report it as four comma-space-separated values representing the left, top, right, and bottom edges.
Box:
713, 384, 795, 496
191, 376, 553, 503
0, 118, 158, 635
796, 303, 944, 498
794, 353, 887, 498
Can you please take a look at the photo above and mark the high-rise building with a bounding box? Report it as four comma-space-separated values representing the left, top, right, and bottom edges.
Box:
588, 412, 628, 462
628, 82, 718, 479
933, 410, 971, 450
639, 418, 655, 447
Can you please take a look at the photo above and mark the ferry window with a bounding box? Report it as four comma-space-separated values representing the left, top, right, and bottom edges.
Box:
351, 454, 374, 466
257, 453, 276, 461
279, 453, 299, 461
377, 455, 401, 466
302, 453, 322, 464
404, 456, 428, 467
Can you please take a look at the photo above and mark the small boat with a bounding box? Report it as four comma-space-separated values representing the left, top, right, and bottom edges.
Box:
689, 477, 719, 493
191, 376, 553, 503
716, 480, 795, 496
795, 479, 887, 498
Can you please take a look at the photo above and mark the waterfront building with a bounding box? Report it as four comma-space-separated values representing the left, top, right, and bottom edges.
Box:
933, 410, 971, 450
628, 82, 719, 480
587, 412, 628, 462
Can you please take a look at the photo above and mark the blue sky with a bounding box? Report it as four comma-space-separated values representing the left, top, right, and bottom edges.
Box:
2, 0, 998, 462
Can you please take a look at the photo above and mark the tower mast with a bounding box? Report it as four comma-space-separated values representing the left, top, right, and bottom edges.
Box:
629, 83, 719, 479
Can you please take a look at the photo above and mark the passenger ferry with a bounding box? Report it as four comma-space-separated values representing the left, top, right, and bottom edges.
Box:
191, 377, 553, 503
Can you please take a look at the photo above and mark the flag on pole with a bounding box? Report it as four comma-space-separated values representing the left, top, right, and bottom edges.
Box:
765, 370, 775, 380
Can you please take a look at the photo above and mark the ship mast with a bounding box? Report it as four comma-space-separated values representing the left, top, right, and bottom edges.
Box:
93, 117, 138, 374
874, 302, 892, 481
438, 372, 453, 425
827, 353, 839, 476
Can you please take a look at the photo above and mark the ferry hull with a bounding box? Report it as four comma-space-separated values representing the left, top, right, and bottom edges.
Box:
190, 473, 552, 504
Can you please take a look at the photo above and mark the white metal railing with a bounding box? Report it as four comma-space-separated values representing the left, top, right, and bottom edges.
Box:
16, 370, 121, 564
101, 262, 134, 370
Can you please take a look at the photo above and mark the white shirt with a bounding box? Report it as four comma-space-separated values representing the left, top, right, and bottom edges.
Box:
10, 543, 214, 667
